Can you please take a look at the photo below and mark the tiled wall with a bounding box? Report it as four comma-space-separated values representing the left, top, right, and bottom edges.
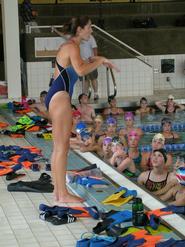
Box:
147, 54, 185, 90
26, 54, 185, 99
27, 61, 52, 97
26, 58, 153, 99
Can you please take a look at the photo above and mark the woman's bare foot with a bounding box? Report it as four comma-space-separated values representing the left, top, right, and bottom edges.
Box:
53, 190, 59, 202
55, 193, 84, 204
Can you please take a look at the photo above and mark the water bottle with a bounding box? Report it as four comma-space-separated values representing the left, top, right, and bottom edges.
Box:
132, 197, 145, 226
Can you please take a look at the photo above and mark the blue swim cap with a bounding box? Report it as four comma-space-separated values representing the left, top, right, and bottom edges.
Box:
80, 129, 92, 141
75, 122, 87, 134
106, 117, 117, 125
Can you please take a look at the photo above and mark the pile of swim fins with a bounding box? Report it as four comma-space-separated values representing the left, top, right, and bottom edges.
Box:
7, 173, 53, 193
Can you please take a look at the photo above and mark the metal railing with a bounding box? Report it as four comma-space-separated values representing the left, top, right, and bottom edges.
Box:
92, 24, 152, 68
106, 68, 117, 99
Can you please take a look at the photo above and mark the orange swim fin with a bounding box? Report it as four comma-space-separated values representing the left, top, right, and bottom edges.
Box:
146, 209, 173, 218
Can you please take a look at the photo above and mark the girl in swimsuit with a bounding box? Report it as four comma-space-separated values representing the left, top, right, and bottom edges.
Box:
138, 149, 174, 192
161, 117, 179, 143
45, 16, 119, 204
119, 112, 143, 140
135, 97, 155, 116
155, 94, 185, 114
127, 130, 142, 170
109, 137, 136, 173
141, 133, 173, 171
93, 115, 105, 141
103, 95, 124, 116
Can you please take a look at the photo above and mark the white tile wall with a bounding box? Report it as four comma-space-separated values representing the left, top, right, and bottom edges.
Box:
26, 58, 153, 99
27, 62, 52, 98
147, 54, 185, 90
26, 54, 185, 99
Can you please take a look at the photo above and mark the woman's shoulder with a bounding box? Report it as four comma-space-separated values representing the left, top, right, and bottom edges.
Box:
59, 39, 78, 50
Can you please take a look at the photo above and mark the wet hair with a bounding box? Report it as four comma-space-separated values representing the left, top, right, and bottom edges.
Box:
112, 136, 123, 145
40, 91, 47, 97
78, 93, 87, 104
108, 95, 115, 104
161, 117, 172, 127
62, 16, 90, 36
140, 97, 147, 104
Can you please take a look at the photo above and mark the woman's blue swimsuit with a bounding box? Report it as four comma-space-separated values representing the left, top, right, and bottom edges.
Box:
45, 61, 78, 109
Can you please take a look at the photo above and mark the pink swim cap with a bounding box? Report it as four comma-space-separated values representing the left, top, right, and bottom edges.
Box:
128, 130, 139, 140
72, 110, 81, 118
124, 112, 134, 121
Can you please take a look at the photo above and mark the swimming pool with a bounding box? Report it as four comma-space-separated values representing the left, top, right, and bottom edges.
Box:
100, 111, 185, 153
1, 107, 185, 240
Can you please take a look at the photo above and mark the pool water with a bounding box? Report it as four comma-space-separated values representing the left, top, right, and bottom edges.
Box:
100, 111, 185, 162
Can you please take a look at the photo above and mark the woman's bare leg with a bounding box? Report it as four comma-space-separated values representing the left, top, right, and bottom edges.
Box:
50, 152, 58, 201
49, 91, 84, 203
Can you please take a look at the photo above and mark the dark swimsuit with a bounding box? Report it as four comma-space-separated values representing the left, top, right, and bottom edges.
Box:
165, 106, 178, 114
165, 132, 175, 144
45, 61, 78, 109
145, 171, 169, 192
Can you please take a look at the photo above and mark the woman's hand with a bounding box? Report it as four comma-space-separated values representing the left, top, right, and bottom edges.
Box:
103, 58, 120, 72
90, 56, 120, 72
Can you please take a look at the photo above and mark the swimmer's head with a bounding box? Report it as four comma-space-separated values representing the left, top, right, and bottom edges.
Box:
94, 115, 103, 123
124, 112, 134, 121
161, 117, 172, 127
106, 116, 117, 126
128, 130, 139, 140
153, 148, 167, 163
80, 128, 92, 142
75, 121, 87, 134
103, 136, 112, 145
152, 133, 165, 144
72, 110, 81, 118
112, 136, 123, 145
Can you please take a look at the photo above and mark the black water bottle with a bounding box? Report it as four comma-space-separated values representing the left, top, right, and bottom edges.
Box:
132, 197, 145, 226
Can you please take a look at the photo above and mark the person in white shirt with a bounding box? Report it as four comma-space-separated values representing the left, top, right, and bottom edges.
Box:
80, 35, 99, 101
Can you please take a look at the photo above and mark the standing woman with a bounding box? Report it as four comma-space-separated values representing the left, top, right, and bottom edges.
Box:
45, 16, 118, 204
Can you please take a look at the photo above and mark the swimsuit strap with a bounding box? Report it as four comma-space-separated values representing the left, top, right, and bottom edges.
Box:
56, 60, 65, 73
147, 170, 151, 181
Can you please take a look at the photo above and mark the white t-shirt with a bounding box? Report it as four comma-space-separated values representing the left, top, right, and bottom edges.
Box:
80, 35, 97, 60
